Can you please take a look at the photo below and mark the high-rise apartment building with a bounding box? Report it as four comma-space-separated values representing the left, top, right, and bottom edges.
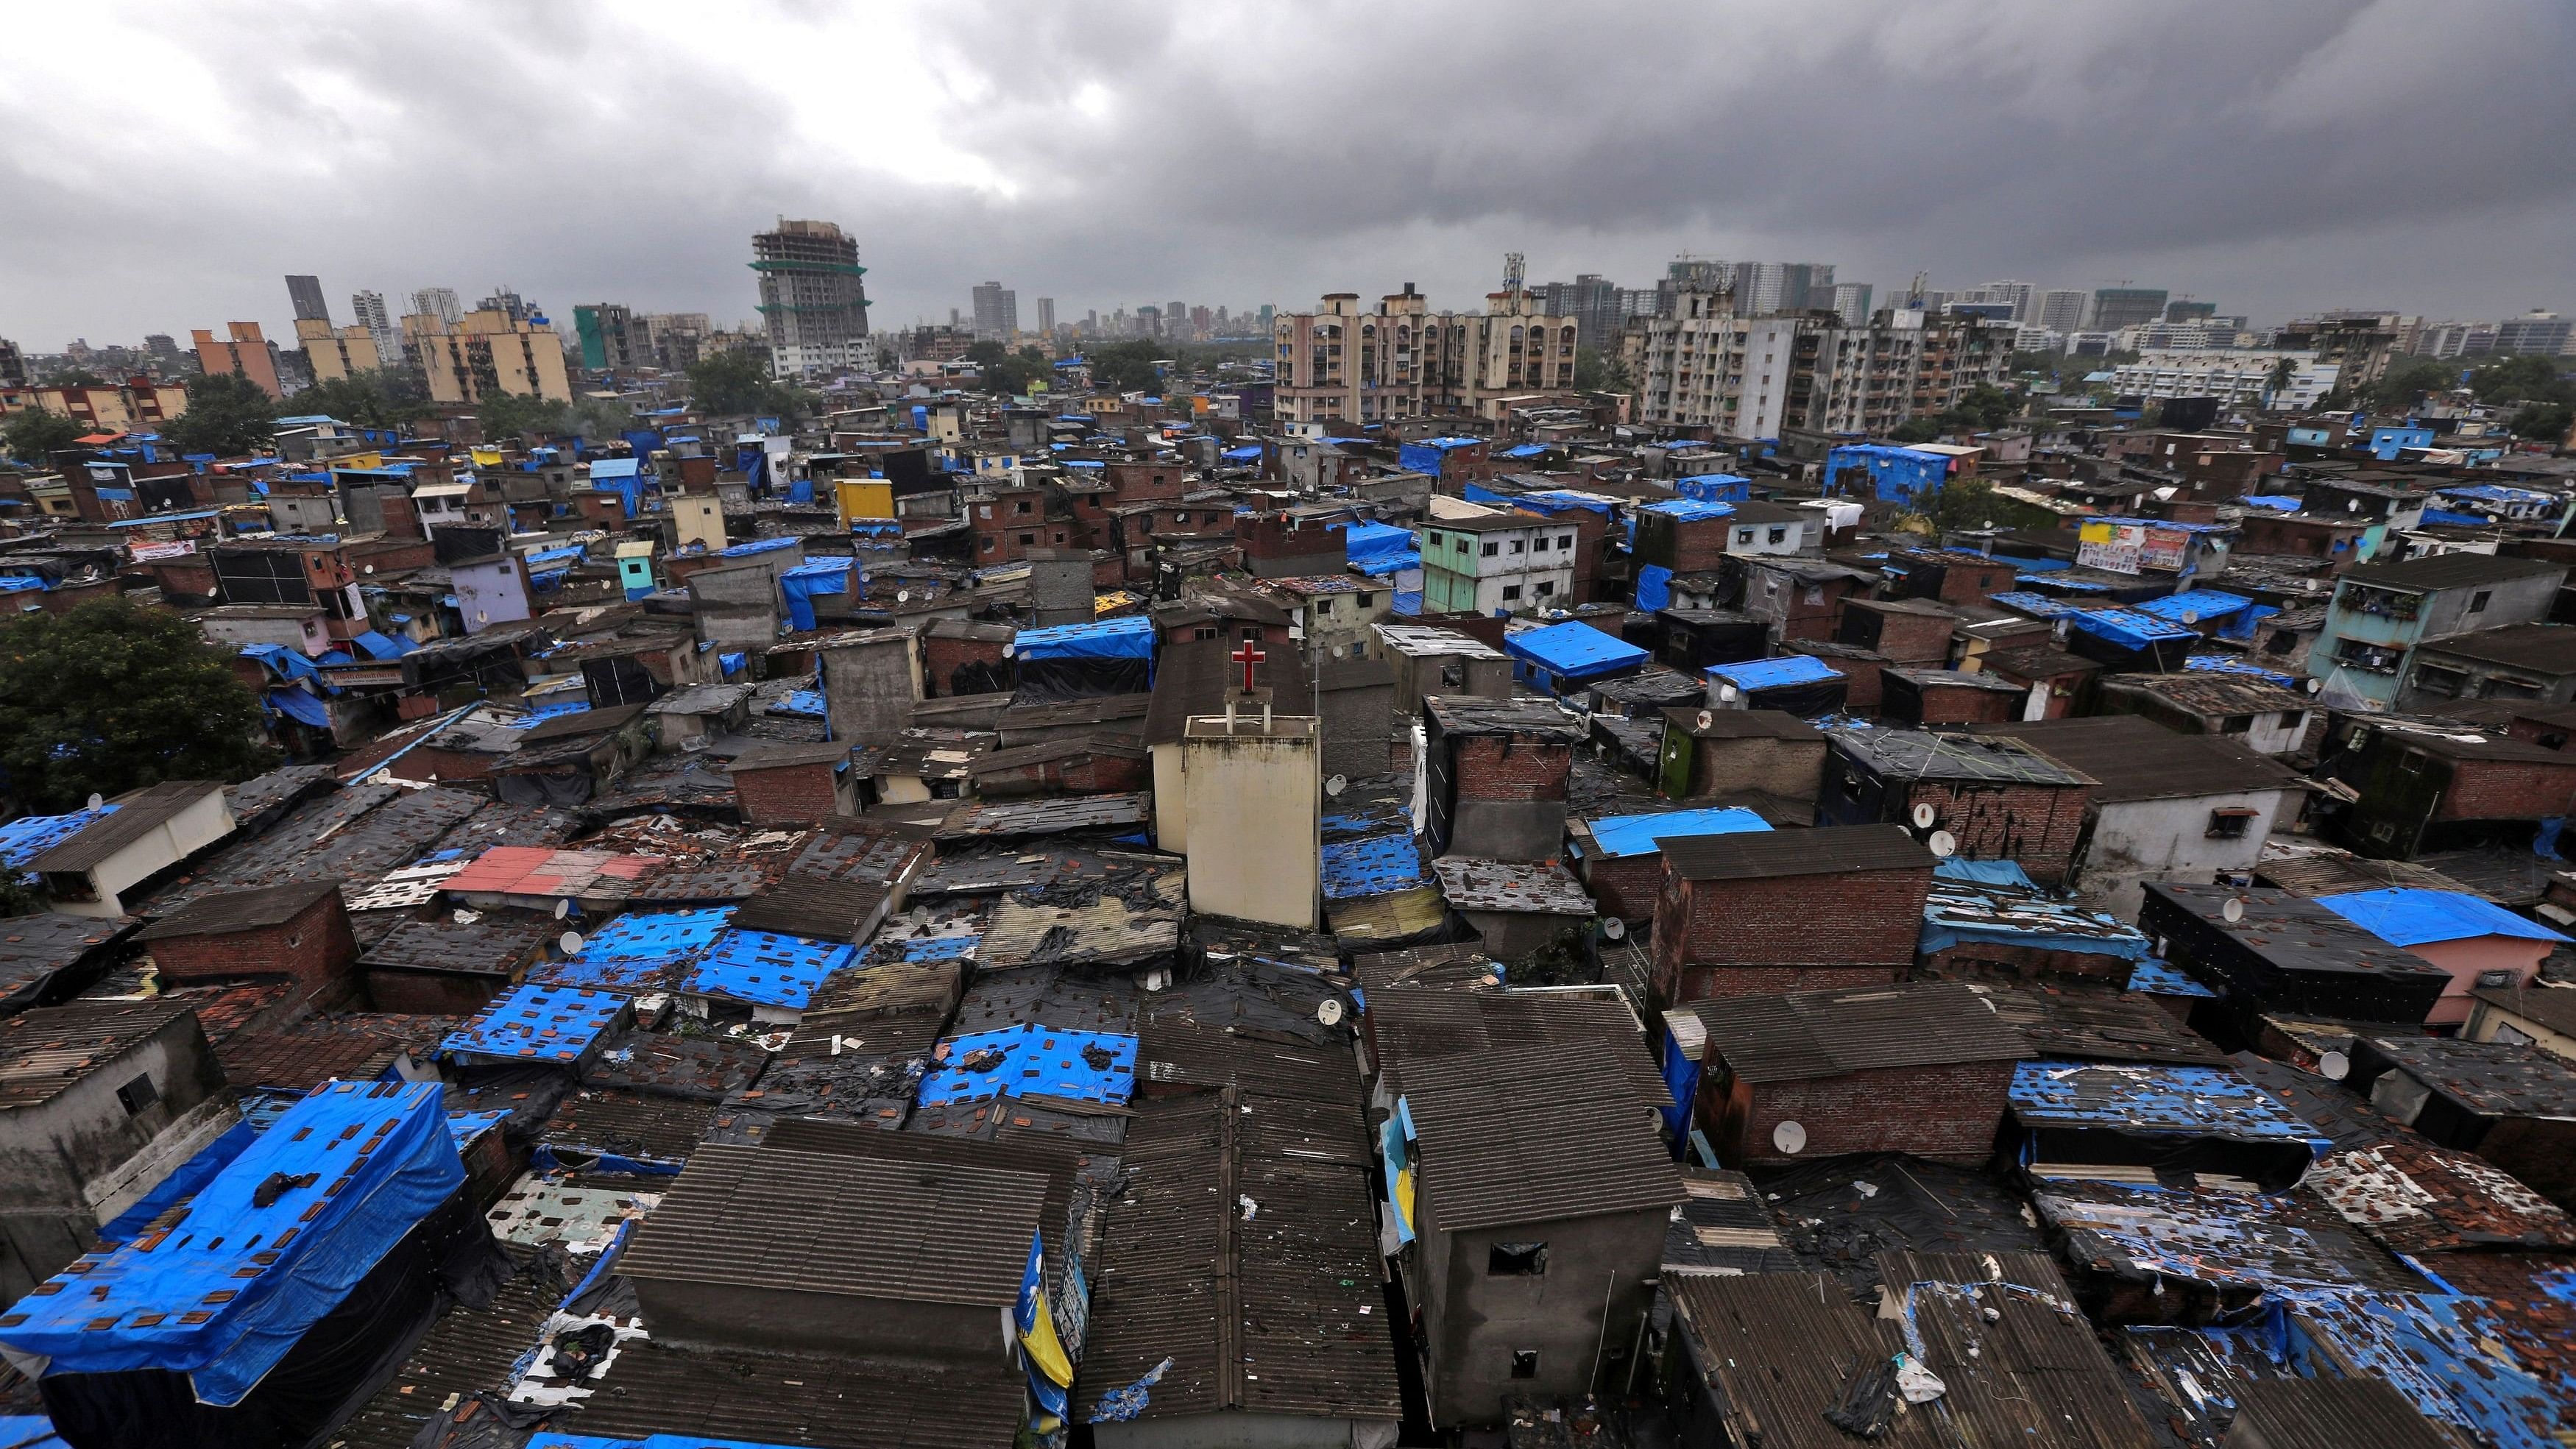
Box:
2493, 311, 2573, 356
285, 274, 331, 324
1036, 297, 1056, 336
0, 337, 26, 389
2089, 288, 2170, 332
1538, 274, 1625, 352
411, 288, 464, 327
971, 282, 1019, 341
405, 310, 572, 405
2034, 290, 2090, 333
1623, 295, 2012, 439
351, 291, 402, 367
752, 218, 870, 375
1167, 302, 1189, 341
639, 313, 713, 372
574, 305, 645, 371
1972, 280, 2036, 320
191, 323, 285, 399
1272, 286, 1578, 426
293, 318, 382, 384
1830, 283, 1875, 325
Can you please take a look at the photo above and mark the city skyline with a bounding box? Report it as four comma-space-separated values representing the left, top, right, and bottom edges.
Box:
6, 1, 2575, 345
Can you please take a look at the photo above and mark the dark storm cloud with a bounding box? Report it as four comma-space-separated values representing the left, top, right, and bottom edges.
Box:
4, 0, 2571, 345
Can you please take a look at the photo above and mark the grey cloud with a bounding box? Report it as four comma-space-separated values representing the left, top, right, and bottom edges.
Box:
3, 0, 2571, 346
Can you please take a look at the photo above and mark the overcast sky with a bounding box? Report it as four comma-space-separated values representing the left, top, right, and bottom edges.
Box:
6, 0, 2573, 350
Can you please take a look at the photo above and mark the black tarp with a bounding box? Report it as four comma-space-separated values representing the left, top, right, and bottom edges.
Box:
1743, 675, 1849, 718
1009, 656, 1150, 705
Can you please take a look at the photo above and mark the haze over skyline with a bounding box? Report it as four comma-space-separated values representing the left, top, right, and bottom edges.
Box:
7, 0, 2575, 345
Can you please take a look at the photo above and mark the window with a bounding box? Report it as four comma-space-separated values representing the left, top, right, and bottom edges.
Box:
2207, 808, 2257, 840
1510, 1350, 1540, 1380
1736, 528, 1755, 545
2219, 715, 2253, 734
116, 1073, 158, 1116
2410, 665, 2468, 699
1357, 592, 1376, 607
1489, 1242, 1549, 1276
1501, 584, 1523, 601
1015, 499, 1033, 514
1018, 533, 1036, 545
2469, 589, 2492, 614
1532, 536, 1549, 552
1510, 539, 1525, 553
2476, 968, 2519, 988
1559, 534, 1573, 550
1535, 580, 1555, 598
1768, 527, 1789, 545
2395, 750, 2425, 776
1456, 538, 1470, 555
1482, 542, 1499, 558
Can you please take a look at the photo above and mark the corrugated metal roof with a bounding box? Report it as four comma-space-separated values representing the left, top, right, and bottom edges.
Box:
1080, 1089, 1398, 1426
1372, 989, 1668, 1107
1669, 1273, 1947, 1449
0, 999, 197, 1108
1978, 715, 2307, 803
560, 1337, 1028, 1449
1676, 982, 2028, 1083
617, 1143, 1045, 1308
1397, 1044, 1679, 1231
2225, 1378, 2458, 1449
130, 879, 340, 940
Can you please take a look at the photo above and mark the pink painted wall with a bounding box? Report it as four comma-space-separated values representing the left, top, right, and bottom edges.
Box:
2401, 935, 2548, 1027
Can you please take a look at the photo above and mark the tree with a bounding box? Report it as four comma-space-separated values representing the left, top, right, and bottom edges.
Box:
1947, 383, 2016, 431
2366, 356, 2454, 414
1931, 477, 2018, 533
970, 342, 1050, 396
2509, 402, 2572, 443
2263, 355, 2299, 411
1084, 340, 1164, 394
2, 407, 86, 462
687, 349, 812, 419
478, 391, 633, 443
2469, 354, 2574, 408
296, 369, 435, 431
0, 598, 275, 814
163, 373, 277, 457
1889, 416, 1947, 443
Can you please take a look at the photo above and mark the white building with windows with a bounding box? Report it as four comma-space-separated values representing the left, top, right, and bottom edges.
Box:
1419, 511, 1578, 615
2108, 351, 2338, 411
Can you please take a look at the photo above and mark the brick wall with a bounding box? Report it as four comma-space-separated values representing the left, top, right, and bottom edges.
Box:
1813, 653, 1886, 712
1840, 604, 1955, 665
149, 893, 359, 1002
1911, 682, 2019, 726
923, 633, 1008, 698
734, 759, 849, 825
1652, 866, 1931, 1003
1909, 781, 2090, 887
365, 968, 506, 1016
1916, 941, 2135, 988
1454, 735, 1571, 804
1706, 1059, 2012, 1168
2438, 757, 2576, 822
1585, 855, 1664, 924
1106, 461, 1188, 506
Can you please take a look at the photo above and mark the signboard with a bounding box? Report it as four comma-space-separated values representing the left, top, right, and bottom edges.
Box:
2076, 520, 2145, 575
2140, 527, 2191, 572
129, 539, 199, 562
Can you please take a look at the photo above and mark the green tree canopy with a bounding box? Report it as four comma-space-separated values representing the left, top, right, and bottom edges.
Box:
2, 407, 86, 463
296, 369, 436, 431
478, 391, 633, 443
687, 349, 813, 419
163, 372, 278, 457
1083, 340, 1164, 394
968, 341, 1051, 396
2509, 402, 2572, 442
0, 598, 274, 813
2469, 354, 2575, 408
2366, 356, 2457, 413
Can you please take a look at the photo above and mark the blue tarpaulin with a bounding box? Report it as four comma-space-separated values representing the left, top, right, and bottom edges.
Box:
0, 804, 118, 870
1708, 655, 1838, 691
1639, 498, 1735, 521
1634, 564, 1673, 612
1340, 520, 1415, 564
1220, 445, 1262, 461
2315, 888, 2571, 948
2009, 1062, 2328, 1150
0, 1081, 463, 1407
264, 687, 332, 729
352, 630, 414, 661
682, 928, 855, 1009
1011, 615, 1155, 660
2066, 608, 2195, 651
2240, 495, 2301, 511
538, 909, 732, 992
1825, 444, 1951, 506
1675, 474, 1752, 503
1579, 808, 1769, 859
2185, 655, 2301, 689
439, 984, 626, 1066
1505, 621, 1648, 684
1989, 591, 2079, 618
590, 458, 642, 518
2126, 958, 2217, 999
2132, 589, 2254, 626
917, 1024, 1137, 1108
97, 1119, 260, 1245
779, 559, 854, 631
1322, 833, 1429, 901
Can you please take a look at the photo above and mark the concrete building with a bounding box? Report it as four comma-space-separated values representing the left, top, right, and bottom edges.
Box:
969, 281, 1018, 341
1, 380, 190, 435
293, 317, 382, 384
2317, 888, 2566, 1029
284, 273, 330, 323
410, 286, 464, 325
191, 322, 284, 399
1979, 715, 2310, 918
1035, 297, 1055, 336
0, 1000, 238, 1300
1181, 709, 1321, 929
1273, 286, 1577, 427
1384, 1044, 1679, 1430
813, 627, 924, 747
351, 288, 403, 366
20, 782, 236, 918
405, 308, 573, 405
2310, 553, 2567, 710
1624, 298, 2014, 439
1419, 511, 1577, 614
2109, 351, 2337, 411
754, 218, 870, 375
574, 304, 645, 372
2089, 288, 2169, 331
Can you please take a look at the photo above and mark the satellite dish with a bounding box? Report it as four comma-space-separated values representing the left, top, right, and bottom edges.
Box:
1911, 802, 1938, 830
2303, 578, 2318, 592
2318, 1049, 2352, 1082
897, 589, 911, 603
2304, 678, 2323, 695
1316, 997, 1346, 1027
1927, 829, 1957, 858
1325, 774, 1347, 797
1602, 917, 1627, 940
363, 564, 375, 575
2182, 610, 2200, 626
1333, 645, 1347, 659
2221, 896, 2246, 924
559, 930, 585, 955
1696, 710, 1714, 729
1773, 1120, 1808, 1155
85, 793, 104, 812
475, 609, 489, 623
553, 899, 571, 920
1716, 684, 1739, 703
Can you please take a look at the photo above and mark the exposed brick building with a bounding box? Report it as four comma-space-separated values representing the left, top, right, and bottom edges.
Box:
1836, 597, 1960, 665
921, 618, 1014, 698
729, 740, 861, 824
132, 880, 360, 1007
1879, 668, 2028, 726
1652, 825, 1937, 1006
1420, 696, 1585, 861
1669, 982, 2030, 1168
1819, 729, 2095, 888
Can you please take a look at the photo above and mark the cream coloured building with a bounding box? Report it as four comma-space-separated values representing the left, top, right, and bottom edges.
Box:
404, 308, 572, 404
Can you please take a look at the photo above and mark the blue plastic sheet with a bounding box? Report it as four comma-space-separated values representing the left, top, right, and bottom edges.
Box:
0, 804, 118, 870
1708, 655, 1837, 691
1505, 621, 1648, 682
1674, 473, 1752, 503
917, 1024, 1137, 1108
97, 1119, 260, 1245
1582, 808, 1769, 859
2315, 888, 2571, 948
779, 559, 854, 632
0, 1082, 462, 1407
1634, 564, 1673, 612
439, 984, 627, 1065
682, 928, 854, 1009
538, 909, 732, 992
351, 630, 414, 661
1639, 497, 1735, 521
1011, 614, 1155, 660
2067, 607, 2195, 651
265, 687, 332, 729
1321, 833, 1428, 901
